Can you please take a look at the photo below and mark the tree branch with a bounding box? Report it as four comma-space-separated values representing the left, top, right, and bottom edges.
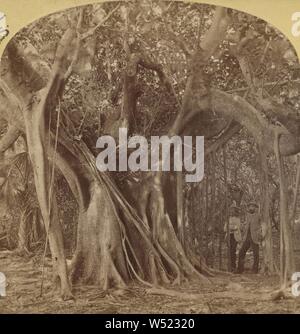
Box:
205, 122, 242, 156
138, 55, 180, 104
226, 79, 300, 94
81, 3, 121, 41
64, 9, 84, 80
200, 7, 231, 60
211, 89, 300, 156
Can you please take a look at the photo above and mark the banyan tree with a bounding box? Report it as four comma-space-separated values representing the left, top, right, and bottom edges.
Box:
0, 1, 299, 300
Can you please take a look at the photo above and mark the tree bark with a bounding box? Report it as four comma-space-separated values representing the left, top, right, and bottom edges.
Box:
259, 146, 275, 274
274, 132, 295, 289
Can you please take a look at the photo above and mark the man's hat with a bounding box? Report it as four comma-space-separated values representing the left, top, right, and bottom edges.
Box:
230, 201, 240, 210
247, 201, 258, 208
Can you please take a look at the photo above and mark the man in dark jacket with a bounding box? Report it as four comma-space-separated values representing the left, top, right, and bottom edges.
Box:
237, 202, 261, 274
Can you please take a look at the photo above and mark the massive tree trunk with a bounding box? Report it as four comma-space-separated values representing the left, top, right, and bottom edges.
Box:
274, 133, 295, 289
70, 150, 211, 287
259, 146, 275, 274
71, 181, 129, 288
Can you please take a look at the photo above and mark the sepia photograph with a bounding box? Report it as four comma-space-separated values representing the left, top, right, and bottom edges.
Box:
0, 0, 300, 317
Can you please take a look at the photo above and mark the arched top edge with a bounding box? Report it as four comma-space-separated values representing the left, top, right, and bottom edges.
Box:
0, 0, 299, 59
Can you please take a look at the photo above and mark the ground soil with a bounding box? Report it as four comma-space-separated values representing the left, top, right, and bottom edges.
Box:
0, 251, 299, 314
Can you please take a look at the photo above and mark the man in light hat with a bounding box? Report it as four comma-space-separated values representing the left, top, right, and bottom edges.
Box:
224, 201, 242, 272
237, 201, 261, 274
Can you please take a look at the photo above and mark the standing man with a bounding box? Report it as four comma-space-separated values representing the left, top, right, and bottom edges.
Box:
237, 202, 261, 274
225, 202, 242, 272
